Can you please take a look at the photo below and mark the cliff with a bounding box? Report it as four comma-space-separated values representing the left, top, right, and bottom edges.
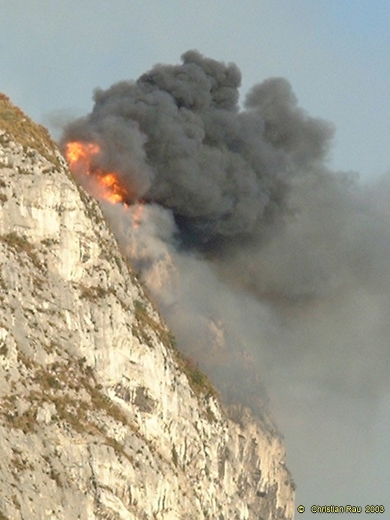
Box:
0, 94, 295, 520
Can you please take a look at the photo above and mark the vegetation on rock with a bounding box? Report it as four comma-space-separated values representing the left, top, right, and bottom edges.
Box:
0, 93, 60, 167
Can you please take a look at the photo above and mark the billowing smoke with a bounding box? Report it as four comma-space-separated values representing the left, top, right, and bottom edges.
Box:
62, 51, 390, 503
64, 50, 333, 247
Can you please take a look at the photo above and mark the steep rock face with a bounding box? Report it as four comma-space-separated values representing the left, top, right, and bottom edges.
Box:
0, 95, 295, 520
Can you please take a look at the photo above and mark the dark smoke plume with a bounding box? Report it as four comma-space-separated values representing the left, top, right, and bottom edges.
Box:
62, 50, 390, 401
62, 50, 390, 502
64, 50, 333, 248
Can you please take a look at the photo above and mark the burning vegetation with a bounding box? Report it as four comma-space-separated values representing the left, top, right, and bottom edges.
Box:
65, 141, 134, 206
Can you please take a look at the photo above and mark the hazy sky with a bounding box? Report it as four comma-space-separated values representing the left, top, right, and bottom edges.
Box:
2, 1, 390, 514
1, 0, 390, 181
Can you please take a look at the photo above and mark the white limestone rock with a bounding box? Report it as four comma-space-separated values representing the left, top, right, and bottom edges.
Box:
0, 97, 295, 520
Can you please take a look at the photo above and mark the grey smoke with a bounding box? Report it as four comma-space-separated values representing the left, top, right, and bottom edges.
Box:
62, 50, 390, 502
62, 50, 390, 397
64, 50, 333, 247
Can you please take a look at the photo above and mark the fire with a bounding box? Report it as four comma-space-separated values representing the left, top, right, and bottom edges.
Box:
66, 141, 99, 166
99, 172, 133, 205
65, 141, 133, 206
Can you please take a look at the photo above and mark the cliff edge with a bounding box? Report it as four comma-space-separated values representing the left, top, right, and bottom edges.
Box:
0, 94, 295, 520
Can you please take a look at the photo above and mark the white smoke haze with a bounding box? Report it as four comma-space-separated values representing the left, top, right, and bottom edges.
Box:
62, 51, 390, 506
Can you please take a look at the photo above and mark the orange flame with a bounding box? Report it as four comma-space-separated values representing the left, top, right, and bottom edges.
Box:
65, 141, 133, 206
66, 141, 99, 166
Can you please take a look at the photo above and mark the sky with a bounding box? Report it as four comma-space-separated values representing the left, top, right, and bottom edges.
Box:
1, 0, 390, 515
1, 0, 390, 181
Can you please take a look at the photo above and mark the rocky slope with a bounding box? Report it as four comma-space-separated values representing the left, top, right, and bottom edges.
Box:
0, 94, 295, 520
